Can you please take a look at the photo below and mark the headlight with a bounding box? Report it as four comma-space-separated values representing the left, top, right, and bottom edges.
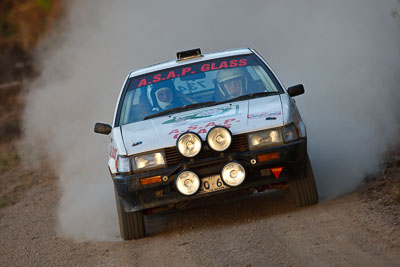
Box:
133, 152, 166, 171
177, 132, 202, 157
221, 161, 246, 186
248, 128, 283, 150
207, 126, 232, 152
117, 156, 131, 173
283, 123, 299, 143
175, 171, 200, 195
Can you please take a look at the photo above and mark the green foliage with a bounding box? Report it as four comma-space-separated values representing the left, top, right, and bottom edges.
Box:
36, 0, 51, 11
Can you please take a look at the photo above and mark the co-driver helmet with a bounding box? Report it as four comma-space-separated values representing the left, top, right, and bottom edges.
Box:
216, 68, 248, 98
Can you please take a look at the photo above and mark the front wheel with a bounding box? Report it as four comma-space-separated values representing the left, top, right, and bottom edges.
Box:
114, 189, 145, 240
289, 154, 319, 207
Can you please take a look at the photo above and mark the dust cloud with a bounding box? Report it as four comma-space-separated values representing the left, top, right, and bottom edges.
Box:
20, 0, 400, 241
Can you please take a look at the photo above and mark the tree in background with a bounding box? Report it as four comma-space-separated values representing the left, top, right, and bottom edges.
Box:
0, 0, 63, 83
0, 0, 62, 50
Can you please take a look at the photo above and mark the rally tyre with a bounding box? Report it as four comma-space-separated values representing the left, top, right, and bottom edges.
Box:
289, 154, 318, 207
115, 190, 145, 240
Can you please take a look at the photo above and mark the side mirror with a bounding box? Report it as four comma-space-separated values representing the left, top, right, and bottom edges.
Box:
94, 122, 112, 135
287, 84, 305, 97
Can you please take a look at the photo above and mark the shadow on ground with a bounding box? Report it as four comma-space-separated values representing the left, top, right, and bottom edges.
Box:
145, 189, 301, 237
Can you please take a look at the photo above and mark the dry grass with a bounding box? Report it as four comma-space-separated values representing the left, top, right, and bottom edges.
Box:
0, 1, 63, 209
0, 145, 20, 174
0, 0, 63, 51
0, 143, 22, 208
360, 147, 400, 226
0, 0, 64, 83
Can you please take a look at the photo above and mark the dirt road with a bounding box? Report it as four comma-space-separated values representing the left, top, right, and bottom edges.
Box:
1, 171, 399, 267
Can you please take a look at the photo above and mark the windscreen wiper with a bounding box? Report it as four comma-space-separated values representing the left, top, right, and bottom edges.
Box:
144, 101, 216, 120
212, 91, 281, 106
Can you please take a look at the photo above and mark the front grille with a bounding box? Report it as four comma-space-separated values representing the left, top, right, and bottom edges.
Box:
164, 133, 248, 166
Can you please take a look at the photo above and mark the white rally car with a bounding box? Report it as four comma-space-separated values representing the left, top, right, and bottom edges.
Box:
95, 48, 318, 240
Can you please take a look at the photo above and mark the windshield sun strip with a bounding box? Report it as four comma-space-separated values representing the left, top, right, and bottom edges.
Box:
118, 54, 283, 126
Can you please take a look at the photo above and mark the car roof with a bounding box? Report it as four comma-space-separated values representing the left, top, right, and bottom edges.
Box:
128, 48, 253, 78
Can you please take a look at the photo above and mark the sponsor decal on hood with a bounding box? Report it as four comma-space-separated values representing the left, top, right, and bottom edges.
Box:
162, 105, 239, 125
121, 95, 283, 155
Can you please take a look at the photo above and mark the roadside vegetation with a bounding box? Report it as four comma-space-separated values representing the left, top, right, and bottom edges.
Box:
0, 0, 62, 208
360, 147, 400, 224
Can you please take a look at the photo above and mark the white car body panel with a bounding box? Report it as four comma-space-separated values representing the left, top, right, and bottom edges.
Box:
120, 95, 284, 156
108, 127, 127, 173
280, 94, 306, 138
107, 48, 307, 174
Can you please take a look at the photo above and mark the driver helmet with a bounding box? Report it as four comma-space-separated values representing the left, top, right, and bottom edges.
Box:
216, 68, 248, 98
148, 80, 176, 111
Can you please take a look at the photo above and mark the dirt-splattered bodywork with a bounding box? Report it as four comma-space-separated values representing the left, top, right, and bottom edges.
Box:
95, 48, 318, 239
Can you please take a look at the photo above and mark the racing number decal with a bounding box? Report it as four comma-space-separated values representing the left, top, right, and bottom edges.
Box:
203, 181, 210, 190
202, 178, 223, 190
177, 80, 207, 93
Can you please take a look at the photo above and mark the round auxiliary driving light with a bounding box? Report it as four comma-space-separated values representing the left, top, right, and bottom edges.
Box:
221, 161, 246, 186
206, 126, 232, 152
175, 171, 200, 196
177, 132, 202, 157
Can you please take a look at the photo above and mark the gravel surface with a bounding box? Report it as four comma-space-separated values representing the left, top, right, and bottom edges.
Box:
1, 170, 399, 266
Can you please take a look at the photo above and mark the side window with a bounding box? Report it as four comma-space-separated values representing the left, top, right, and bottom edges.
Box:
120, 89, 141, 125
249, 65, 279, 92
247, 66, 261, 83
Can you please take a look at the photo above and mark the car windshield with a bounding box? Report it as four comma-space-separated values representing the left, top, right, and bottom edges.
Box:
118, 54, 282, 126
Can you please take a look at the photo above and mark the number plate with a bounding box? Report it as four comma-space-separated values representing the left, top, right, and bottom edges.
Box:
198, 175, 229, 195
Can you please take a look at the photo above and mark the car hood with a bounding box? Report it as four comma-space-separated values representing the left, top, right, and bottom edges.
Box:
121, 95, 284, 155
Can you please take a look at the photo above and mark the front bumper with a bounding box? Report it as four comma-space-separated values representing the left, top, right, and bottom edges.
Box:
114, 139, 307, 212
